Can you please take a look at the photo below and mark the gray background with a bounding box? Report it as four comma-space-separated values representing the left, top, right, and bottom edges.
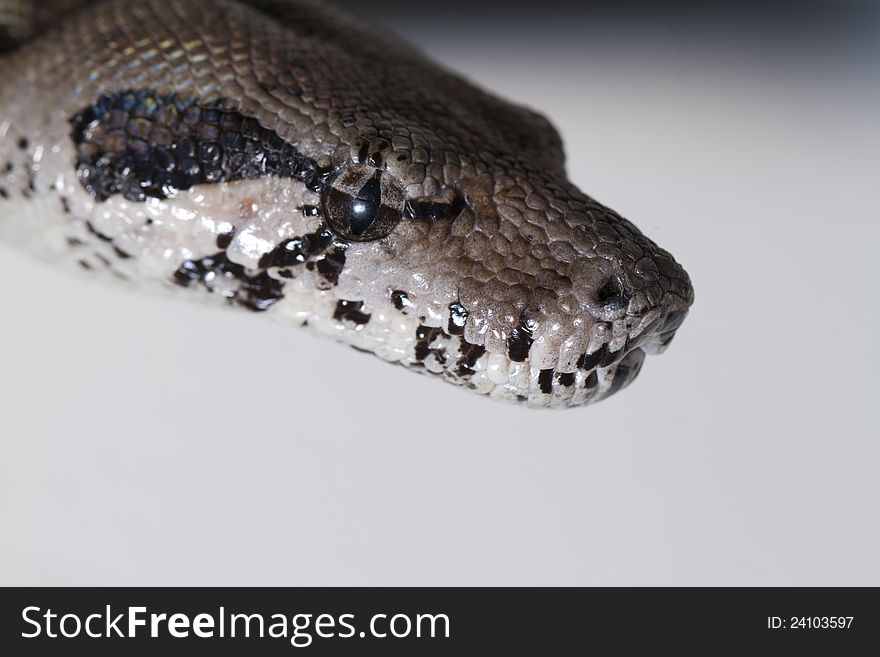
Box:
1, 1, 877, 585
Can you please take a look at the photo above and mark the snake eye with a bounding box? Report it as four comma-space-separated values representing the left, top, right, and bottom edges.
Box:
322, 164, 406, 241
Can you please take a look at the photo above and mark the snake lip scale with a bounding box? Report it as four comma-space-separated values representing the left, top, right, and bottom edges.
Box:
0, 0, 694, 408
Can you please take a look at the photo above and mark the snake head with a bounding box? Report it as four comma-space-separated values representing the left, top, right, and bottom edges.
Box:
0, 0, 693, 408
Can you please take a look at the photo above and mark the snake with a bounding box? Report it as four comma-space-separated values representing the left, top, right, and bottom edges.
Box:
0, 0, 693, 409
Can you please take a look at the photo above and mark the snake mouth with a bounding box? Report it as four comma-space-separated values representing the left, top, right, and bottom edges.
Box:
395, 301, 688, 408
631, 306, 689, 355
493, 303, 689, 407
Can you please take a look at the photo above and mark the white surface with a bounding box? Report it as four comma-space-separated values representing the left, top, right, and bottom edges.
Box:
1, 18, 877, 585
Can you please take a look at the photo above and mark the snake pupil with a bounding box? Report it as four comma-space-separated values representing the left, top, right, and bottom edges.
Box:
349, 174, 381, 235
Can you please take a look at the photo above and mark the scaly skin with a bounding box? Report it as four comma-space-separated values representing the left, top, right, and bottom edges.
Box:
0, 0, 693, 408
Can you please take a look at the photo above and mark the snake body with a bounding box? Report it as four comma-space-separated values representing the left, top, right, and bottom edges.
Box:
0, 0, 693, 408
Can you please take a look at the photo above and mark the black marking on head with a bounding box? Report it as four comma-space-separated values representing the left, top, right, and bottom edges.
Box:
314, 246, 347, 288
409, 323, 485, 378
333, 300, 371, 325
60, 197, 71, 214
216, 229, 235, 250
455, 341, 486, 377
447, 302, 468, 335
538, 369, 554, 394
558, 372, 576, 387
70, 90, 327, 203
113, 246, 131, 259
507, 315, 535, 362
584, 370, 599, 389
391, 290, 415, 314
17, 137, 27, 151
0, 187, 8, 199
357, 141, 370, 164
414, 325, 444, 363
173, 252, 283, 311
601, 346, 624, 367
405, 193, 465, 223
259, 227, 334, 269
78, 259, 92, 270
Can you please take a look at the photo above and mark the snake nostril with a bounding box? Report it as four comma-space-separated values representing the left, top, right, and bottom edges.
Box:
596, 277, 630, 313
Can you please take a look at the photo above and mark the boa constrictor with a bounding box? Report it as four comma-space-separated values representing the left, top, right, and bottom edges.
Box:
0, 0, 693, 408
